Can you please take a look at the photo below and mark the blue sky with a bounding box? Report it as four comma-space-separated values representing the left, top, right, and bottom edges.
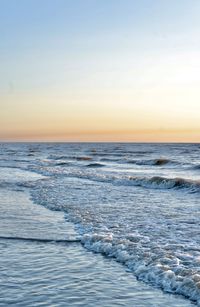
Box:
1, 0, 200, 141
1, 0, 199, 92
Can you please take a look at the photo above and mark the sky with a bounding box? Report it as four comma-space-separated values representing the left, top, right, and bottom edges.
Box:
1, 0, 200, 142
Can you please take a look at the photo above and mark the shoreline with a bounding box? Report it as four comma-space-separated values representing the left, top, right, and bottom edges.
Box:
0, 181, 193, 306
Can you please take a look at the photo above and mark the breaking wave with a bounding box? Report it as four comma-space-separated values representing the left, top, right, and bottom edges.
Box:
127, 158, 178, 166
128, 176, 200, 192
26, 162, 200, 194
81, 233, 200, 305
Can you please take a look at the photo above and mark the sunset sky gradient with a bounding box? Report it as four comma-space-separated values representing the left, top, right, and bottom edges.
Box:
1, 0, 200, 142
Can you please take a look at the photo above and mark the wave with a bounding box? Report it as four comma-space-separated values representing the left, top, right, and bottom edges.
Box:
26, 163, 200, 194
55, 162, 70, 166
28, 169, 200, 304
148, 158, 171, 166
98, 157, 180, 167
68, 171, 200, 193
48, 155, 194, 171
0, 235, 81, 244
127, 158, 177, 166
48, 155, 92, 161
30, 176, 200, 304
86, 163, 105, 168
0, 165, 23, 169
81, 233, 200, 304
128, 176, 200, 192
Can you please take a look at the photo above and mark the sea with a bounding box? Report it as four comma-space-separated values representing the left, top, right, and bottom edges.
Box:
0, 142, 200, 306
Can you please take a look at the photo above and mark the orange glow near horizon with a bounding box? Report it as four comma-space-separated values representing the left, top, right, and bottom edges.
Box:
1, 83, 200, 142
1, 129, 200, 143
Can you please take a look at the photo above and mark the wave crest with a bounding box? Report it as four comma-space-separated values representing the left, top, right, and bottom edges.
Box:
129, 176, 200, 192
128, 158, 176, 166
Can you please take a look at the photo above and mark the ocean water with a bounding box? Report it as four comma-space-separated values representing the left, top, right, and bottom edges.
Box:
0, 143, 200, 306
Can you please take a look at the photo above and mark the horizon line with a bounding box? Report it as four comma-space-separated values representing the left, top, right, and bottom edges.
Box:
1, 140, 200, 144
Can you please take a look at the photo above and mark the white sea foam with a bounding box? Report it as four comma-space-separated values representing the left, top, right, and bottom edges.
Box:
30, 171, 200, 305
